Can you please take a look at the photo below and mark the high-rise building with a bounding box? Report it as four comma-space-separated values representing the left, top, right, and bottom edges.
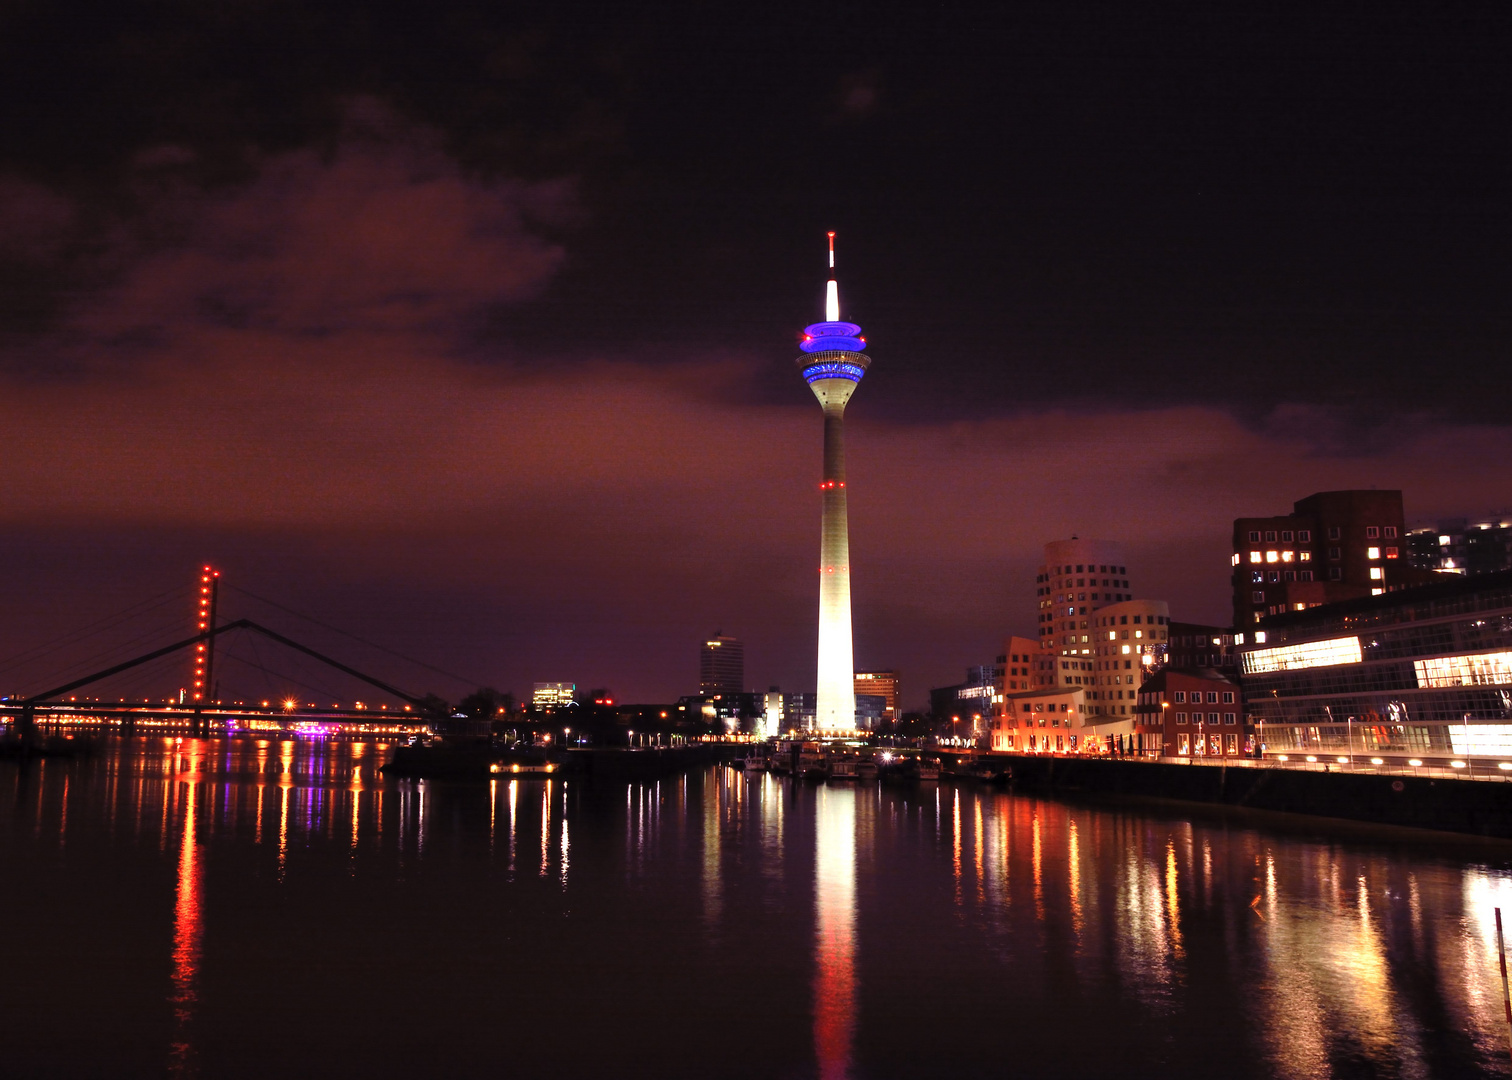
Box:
1035, 538, 1137, 657
699, 634, 744, 694
799, 233, 871, 730
1230, 490, 1437, 627
853, 670, 899, 722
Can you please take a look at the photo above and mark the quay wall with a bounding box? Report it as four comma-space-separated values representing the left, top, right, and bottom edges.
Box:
993, 754, 1512, 840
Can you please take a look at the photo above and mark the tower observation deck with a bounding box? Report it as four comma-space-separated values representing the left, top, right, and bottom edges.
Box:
799, 234, 871, 731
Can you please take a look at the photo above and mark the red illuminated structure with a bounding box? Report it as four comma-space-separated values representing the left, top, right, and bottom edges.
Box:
191, 566, 220, 705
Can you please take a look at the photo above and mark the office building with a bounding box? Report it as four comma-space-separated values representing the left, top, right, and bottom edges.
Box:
799, 234, 872, 730
1407, 517, 1512, 576
1164, 622, 1239, 675
1238, 569, 1512, 763
929, 665, 996, 735
853, 670, 900, 722
1036, 538, 1137, 656
531, 682, 575, 711
699, 634, 744, 694
1230, 489, 1439, 628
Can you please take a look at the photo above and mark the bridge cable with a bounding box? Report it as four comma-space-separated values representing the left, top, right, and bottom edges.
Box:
0, 585, 188, 677
220, 583, 485, 690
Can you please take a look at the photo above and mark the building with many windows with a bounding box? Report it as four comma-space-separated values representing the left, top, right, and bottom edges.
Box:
1035, 538, 1137, 657
531, 682, 576, 711
853, 670, 900, 722
1238, 569, 1512, 764
1229, 490, 1437, 628
992, 687, 1088, 753
699, 634, 745, 694
1407, 517, 1512, 577
1165, 622, 1239, 675
1086, 599, 1170, 718
1131, 668, 1248, 758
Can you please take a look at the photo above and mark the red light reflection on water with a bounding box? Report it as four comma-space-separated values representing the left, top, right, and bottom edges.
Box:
168, 745, 204, 1077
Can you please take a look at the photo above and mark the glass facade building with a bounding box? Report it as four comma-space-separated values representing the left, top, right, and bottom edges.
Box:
1238, 570, 1512, 761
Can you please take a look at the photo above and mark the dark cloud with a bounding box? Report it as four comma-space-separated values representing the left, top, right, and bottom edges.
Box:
0, 2, 1508, 706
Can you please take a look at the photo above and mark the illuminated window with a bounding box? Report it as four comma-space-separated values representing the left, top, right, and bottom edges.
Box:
1367, 546, 1381, 560
1385, 546, 1398, 559
1280, 550, 1294, 563
1249, 551, 1262, 564
1369, 567, 1382, 580
1299, 551, 1312, 562
1412, 652, 1512, 688
1266, 550, 1279, 563
1371, 587, 1384, 595
1241, 635, 1362, 675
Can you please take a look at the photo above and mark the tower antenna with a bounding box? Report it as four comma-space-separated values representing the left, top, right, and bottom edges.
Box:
825, 232, 840, 321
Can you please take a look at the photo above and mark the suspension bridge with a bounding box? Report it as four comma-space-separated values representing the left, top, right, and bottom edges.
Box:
0, 566, 488, 741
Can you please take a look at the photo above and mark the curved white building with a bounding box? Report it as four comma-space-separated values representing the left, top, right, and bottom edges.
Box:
1036, 538, 1138, 657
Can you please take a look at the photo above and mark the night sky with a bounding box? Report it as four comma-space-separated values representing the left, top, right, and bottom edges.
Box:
1, 2, 1508, 708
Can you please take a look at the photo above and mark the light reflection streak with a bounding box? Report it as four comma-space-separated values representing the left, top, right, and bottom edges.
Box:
539, 781, 551, 877
973, 795, 984, 906
952, 787, 962, 905
702, 776, 721, 928
1068, 817, 1082, 940
1032, 812, 1043, 922
1164, 839, 1184, 960
508, 780, 518, 875
813, 785, 856, 1080
167, 750, 203, 1077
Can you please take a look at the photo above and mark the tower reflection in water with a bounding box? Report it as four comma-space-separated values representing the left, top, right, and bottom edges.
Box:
17, 743, 1512, 1077
813, 784, 857, 1080
168, 742, 204, 1078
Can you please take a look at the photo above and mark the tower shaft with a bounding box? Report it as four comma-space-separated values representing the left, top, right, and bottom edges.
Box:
816, 402, 854, 730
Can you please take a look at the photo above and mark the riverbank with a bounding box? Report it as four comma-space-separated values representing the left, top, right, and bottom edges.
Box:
993, 753, 1512, 839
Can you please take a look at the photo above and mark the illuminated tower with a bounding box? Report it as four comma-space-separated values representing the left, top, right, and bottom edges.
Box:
191, 565, 219, 704
799, 233, 870, 731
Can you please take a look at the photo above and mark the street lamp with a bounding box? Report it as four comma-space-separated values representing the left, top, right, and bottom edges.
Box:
628, 728, 634, 749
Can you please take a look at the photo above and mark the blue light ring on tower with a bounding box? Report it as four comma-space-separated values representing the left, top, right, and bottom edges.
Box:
800, 320, 866, 354
798, 351, 871, 385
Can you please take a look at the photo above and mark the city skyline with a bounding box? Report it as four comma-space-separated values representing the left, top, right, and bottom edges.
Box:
0, 5, 1506, 708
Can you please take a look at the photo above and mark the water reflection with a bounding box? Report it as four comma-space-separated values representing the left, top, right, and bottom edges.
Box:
168, 744, 204, 1077
813, 785, 856, 1080
7, 742, 1512, 1078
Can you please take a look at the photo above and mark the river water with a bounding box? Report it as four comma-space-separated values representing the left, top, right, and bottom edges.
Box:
5, 737, 1512, 1078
